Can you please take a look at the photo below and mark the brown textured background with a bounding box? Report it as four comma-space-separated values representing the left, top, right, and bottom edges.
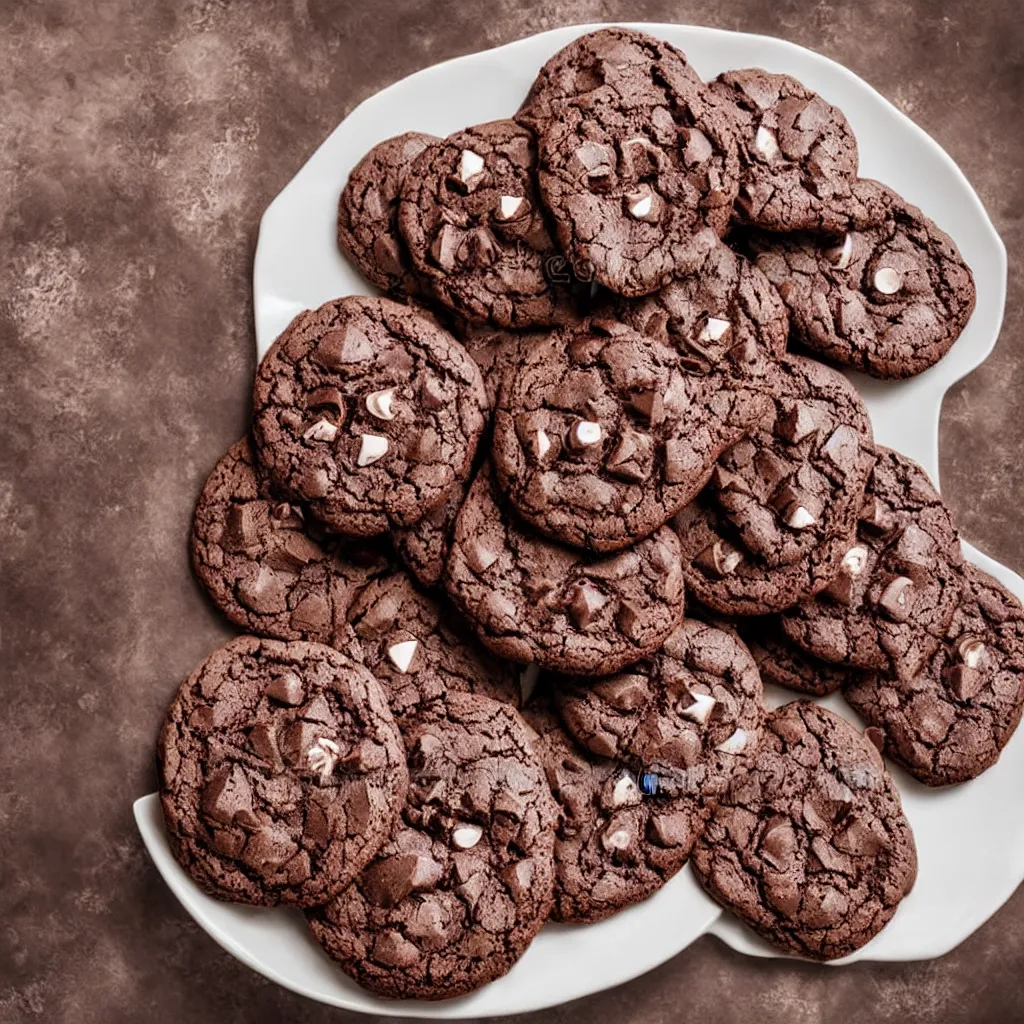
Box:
1, 1, 1022, 1021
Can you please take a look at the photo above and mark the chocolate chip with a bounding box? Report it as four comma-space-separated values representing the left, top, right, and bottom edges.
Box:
420, 375, 447, 410
457, 225, 500, 268
567, 580, 608, 628
361, 853, 443, 908
237, 566, 289, 614
591, 672, 648, 711
878, 576, 915, 622
307, 386, 345, 413
464, 537, 500, 574
289, 592, 330, 633
864, 726, 886, 752
775, 400, 820, 443
265, 531, 323, 572
694, 540, 743, 578
430, 223, 462, 270
264, 669, 303, 706
221, 502, 270, 554
606, 429, 653, 483
946, 663, 984, 700
200, 765, 254, 825
315, 325, 374, 369
821, 425, 861, 475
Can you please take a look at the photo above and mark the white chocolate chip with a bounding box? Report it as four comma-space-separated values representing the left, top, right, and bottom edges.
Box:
357, 433, 389, 467
755, 124, 780, 161
573, 420, 602, 447
497, 195, 524, 219
304, 418, 338, 442
603, 827, 632, 851
536, 429, 551, 460
681, 691, 717, 725
612, 774, 641, 808
786, 505, 817, 530
452, 824, 483, 849
387, 639, 419, 674
830, 233, 854, 270
873, 267, 902, 294
520, 664, 540, 704
365, 388, 396, 421
699, 317, 731, 343
716, 728, 748, 754
842, 545, 869, 576
961, 639, 987, 668
629, 194, 653, 219
307, 737, 341, 781
458, 148, 485, 183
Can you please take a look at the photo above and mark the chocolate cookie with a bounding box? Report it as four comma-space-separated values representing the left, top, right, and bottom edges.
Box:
158, 636, 408, 907
190, 437, 392, 645
554, 618, 765, 778
392, 479, 467, 589
709, 69, 875, 233
708, 355, 876, 568
398, 119, 579, 329
523, 691, 703, 923
492, 318, 772, 552
456, 322, 533, 408
445, 464, 686, 675
337, 132, 437, 295
616, 242, 789, 369
691, 701, 917, 961
347, 569, 520, 724
252, 296, 488, 537
780, 447, 964, 680
749, 184, 976, 378
306, 693, 557, 1000
533, 31, 740, 296
674, 493, 857, 618
844, 564, 1024, 786
739, 617, 853, 697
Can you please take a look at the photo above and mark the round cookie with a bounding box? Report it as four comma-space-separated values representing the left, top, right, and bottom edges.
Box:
749, 184, 976, 378
616, 242, 789, 369
674, 493, 857, 618
346, 569, 520, 724
707, 355, 876, 569
739, 617, 853, 697
691, 701, 918, 961
523, 691, 704, 923
306, 692, 557, 1000
190, 437, 391, 645
158, 636, 408, 907
444, 464, 686, 675
398, 119, 579, 329
492, 318, 772, 552
709, 69, 870, 233
337, 132, 437, 295
554, 618, 765, 776
780, 447, 964, 681
252, 296, 488, 537
844, 564, 1024, 786
534, 33, 740, 296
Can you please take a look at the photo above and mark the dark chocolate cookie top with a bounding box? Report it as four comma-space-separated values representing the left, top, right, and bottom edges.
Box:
444, 464, 686, 675
615, 242, 789, 370
691, 701, 917, 961
158, 636, 408, 908
456, 321, 535, 409
492, 318, 772, 552
190, 437, 390, 645
739, 617, 853, 697
398, 119, 579, 329
252, 296, 488, 537
749, 184, 976, 379
844, 563, 1024, 786
710, 69, 867, 234
346, 569, 520, 724
306, 692, 557, 1000
780, 447, 964, 680
523, 691, 703, 924
533, 32, 740, 296
708, 355, 876, 569
554, 618, 765, 777
392, 479, 468, 589
337, 132, 437, 295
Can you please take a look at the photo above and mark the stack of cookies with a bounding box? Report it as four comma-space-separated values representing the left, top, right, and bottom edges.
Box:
157, 27, 1023, 996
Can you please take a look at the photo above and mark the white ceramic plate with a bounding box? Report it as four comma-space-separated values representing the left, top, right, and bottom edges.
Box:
136, 21, 1016, 1017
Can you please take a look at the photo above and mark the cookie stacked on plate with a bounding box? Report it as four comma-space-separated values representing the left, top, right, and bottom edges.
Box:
157, 27, 1019, 998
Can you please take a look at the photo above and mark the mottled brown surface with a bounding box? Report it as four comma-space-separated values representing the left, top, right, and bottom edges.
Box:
1, 1, 1022, 1021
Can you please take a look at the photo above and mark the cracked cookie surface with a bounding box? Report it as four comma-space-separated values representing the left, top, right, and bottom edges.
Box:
158, 636, 408, 907
554, 618, 765, 779
739, 617, 853, 696
780, 447, 964, 680
524, 690, 704, 923
844, 564, 1024, 786
691, 701, 917, 960
532, 29, 740, 297
306, 692, 557, 1000
749, 184, 976, 378
444, 464, 686, 675
252, 296, 488, 537
347, 569, 520, 725
492, 318, 772, 552
338, 131, 437, 295
190, 437, 391, 645
398, 119, 579, 329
